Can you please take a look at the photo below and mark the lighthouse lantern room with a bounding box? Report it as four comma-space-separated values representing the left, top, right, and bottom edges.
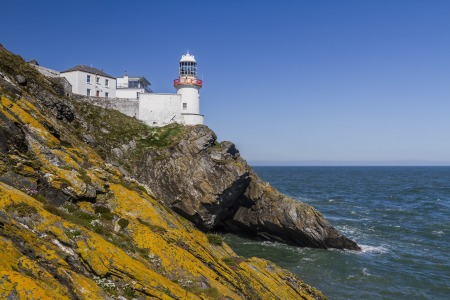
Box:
174, 52, 204, 125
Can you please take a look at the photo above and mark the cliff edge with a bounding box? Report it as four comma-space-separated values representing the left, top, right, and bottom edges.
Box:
134, 126, 360, 250
0, 44, 328, 299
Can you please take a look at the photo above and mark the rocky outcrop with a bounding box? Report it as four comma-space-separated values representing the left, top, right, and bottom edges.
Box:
136, 126, 251, 230
0, 44, 326, 299
225, 175, 360, 249
135, 126, 360, 250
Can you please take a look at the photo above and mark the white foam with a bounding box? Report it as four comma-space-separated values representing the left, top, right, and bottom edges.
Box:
362, 268, 372, 276
359, 244, 388, 254
432, 230, 445, 237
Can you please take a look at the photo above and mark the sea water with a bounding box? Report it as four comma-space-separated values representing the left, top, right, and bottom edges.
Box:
224, 167, 450, 299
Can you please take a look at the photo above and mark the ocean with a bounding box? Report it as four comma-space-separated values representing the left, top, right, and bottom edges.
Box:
224, 167, 450, 299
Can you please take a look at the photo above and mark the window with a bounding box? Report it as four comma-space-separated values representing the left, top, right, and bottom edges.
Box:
179, 61, 197, 76
96, 90, 100, 97
105, 92, 109, 98
129, 80, 139, 88
105, 79, 109, 87
96, 77, 100, 84
87, 75, 91, 83
87, 88, 91, 96
182, 103, 187, 110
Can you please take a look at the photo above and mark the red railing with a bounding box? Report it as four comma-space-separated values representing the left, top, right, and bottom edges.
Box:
174, 78, 203, 87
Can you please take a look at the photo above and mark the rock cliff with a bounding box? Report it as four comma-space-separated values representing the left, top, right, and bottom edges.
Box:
0, 45, 328, 299
134, 126, 359, 250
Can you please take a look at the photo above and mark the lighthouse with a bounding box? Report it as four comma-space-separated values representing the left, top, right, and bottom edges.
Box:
174, 52, 204, 125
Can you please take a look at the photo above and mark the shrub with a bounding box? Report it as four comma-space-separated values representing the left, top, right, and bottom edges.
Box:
65, 229, 82, 239
95, 206, 115, 221
5, 202, 37, 217
30, 194, 47, 204
206, 233, 223, 246
222, 257, 236, 266
118, 218, 129, 229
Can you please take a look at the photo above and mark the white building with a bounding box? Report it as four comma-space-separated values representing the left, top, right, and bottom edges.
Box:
175, 52, 204, 125
60, 65, 116, 98
116, 75, 152, 99
29, 53, 205, 127
139, 52, 204, 126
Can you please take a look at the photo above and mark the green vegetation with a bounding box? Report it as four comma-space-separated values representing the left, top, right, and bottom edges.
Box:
123, 286, 135, 298
136, 247, 150, 258
42, 203, 146, 256
118, 218, 129, 229
71, 100, 185, 169
206, 233, 223, 246
0, 45, 56, 99
186, 286, 221, 300
222, 257, 236, 266
94, 205, 115, 221
5, 202, 38, 218
65, 229, 82, 239
30, 194, 47, 204
136, 217, 167, 234
77, 168, 92, 184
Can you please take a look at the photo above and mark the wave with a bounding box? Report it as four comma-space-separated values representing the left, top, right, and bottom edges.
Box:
359, 244, 388, 254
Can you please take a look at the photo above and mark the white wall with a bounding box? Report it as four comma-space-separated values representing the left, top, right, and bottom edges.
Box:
32, 65, 60, 78
116, 88, 146, 99
182, 114, 204, 125
138, 94, 183, 126
61, 71, 116, 98
177, 86, 200, 115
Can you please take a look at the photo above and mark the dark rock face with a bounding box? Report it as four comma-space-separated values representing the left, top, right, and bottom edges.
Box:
0, 111, 28, 154
225, 175, 360, 249
135, 125, 360, 250
14, 74, 27, 86
136, 126, 251, 230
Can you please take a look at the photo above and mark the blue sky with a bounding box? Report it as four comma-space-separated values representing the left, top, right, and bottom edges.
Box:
2, 0, 450, 165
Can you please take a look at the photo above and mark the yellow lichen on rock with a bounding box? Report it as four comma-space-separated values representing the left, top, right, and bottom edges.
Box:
0, 271, 69, 300
0, 47, 328, 300
0, 97, 60, 148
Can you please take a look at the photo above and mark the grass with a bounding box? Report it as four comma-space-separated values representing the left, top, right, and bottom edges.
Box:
5, 202, 38, 217
0, 45, 59, 101
65, 229, 82, 239
30, 194, 47, 204
71, 100, 185, 169
94, 206, 115, 221
222, 257, 236, 266
206, 233, 223, 246
137, 217, 167, 234
186, 286, 221, 300
77, 168, 92, 184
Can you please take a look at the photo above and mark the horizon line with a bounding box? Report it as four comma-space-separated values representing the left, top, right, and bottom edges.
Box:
249, 160, 450, 167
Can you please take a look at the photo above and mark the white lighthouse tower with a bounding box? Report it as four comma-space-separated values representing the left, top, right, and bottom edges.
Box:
174, 52, 204, 125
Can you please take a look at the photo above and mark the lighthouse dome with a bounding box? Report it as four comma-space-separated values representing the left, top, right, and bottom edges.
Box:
180, 52, 196, 63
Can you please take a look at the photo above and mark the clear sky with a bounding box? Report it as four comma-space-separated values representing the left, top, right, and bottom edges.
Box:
2, 0, 450, 165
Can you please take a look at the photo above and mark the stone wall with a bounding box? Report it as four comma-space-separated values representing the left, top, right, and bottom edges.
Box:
74, 95, 139, 118
49, 77, 72, 97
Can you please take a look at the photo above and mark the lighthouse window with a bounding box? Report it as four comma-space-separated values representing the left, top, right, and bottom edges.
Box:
180, 61, 197, 76
182, 103, 187, 110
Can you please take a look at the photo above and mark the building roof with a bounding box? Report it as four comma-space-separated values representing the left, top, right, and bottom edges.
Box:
61, 64, 115, 79
180, 52, 196, 63
127, 76, 151, 86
